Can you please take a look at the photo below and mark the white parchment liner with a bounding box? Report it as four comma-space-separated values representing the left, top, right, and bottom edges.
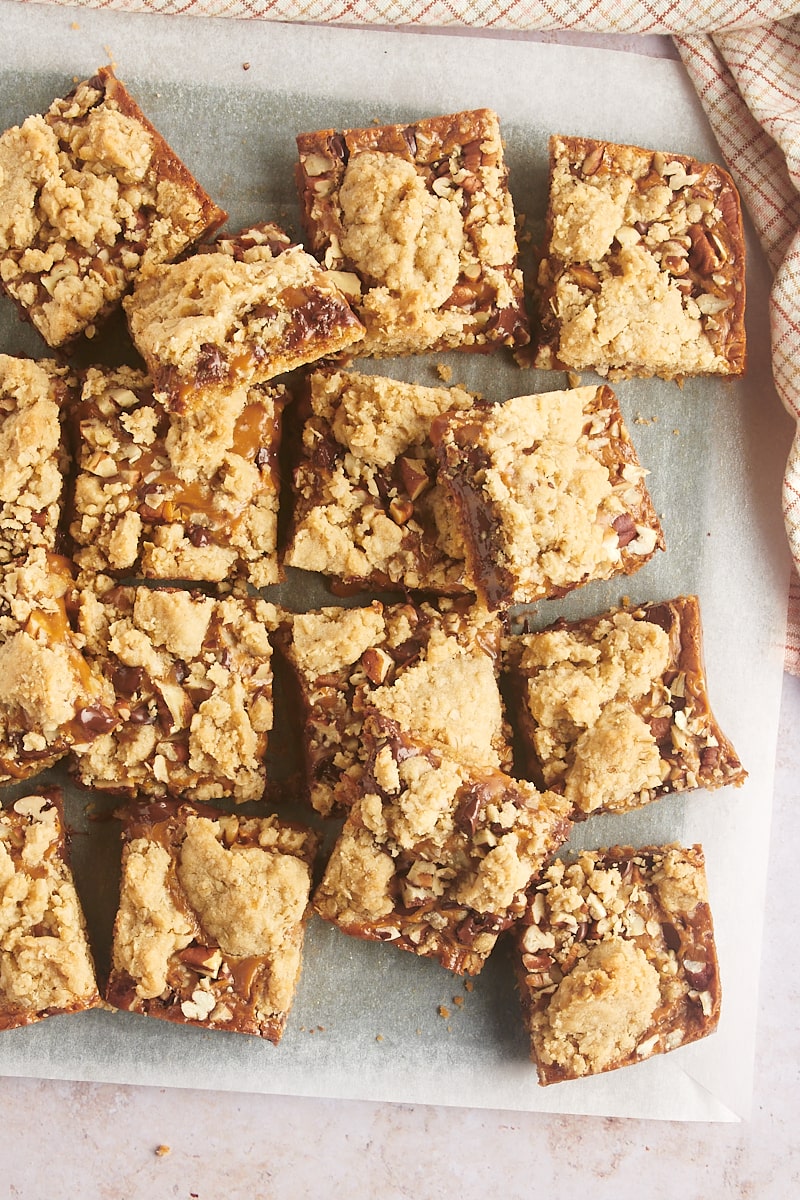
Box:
0, 3, 793, 1120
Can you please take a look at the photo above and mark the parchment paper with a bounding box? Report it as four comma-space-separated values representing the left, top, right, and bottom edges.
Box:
0, 2, 793, 1121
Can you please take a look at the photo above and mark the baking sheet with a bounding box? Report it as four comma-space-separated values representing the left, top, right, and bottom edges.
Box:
0, 2, 793, 1121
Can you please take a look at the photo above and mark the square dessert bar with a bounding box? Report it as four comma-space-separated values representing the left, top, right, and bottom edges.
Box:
124, 223, 365, 412
503, 595, 746, 819
0, 790, 100, 1030
0, 66, 226, 348
295, 108, 529, 357
0, 354, 76, 564
533, 134, 746, 380
314, 713, 572, 975
0, 550, 116, 786
105, 799, 318, 1042
283, 367, 475, 594
274, 597, 512, 818
515, 844, 721, 1084
430, 385, 664, 611
70, 585, 277, 804
68, 365, 286, 588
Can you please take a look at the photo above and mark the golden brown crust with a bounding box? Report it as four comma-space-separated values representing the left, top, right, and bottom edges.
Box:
70, 585, 278, 804
0, 550, 116, 784
504, 595, 746, 817
295, 109, 529, 357
532, 134, 746, 380
124, 223, 365, 411
0, 789, 100, 1029
105, 798, 318, 1042
430, 386, 664, 610
274, 597, 511, 818
0, 67, 226, 348
0, 354, 76, 565
283, 367, 475, 594
515, 844, 721, 1084
67, 365, 286, 588
313, 713, 571, 975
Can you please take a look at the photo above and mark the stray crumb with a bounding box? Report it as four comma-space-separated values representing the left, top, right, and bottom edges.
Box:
70, 21, 80, 29
154, 1145, 170, 1158
376, 1033, 384, 1042
243, 62, 250, 70
673, 428, 680, 436
438, 1004, 450, 1019
464, 980, 474, 993
436, 362, 452, 382
452, 995, 464, 1008
566, 371, 582, 388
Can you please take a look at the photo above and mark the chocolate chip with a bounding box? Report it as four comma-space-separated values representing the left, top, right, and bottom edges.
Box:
283, 291, 347, 349
188, 526, 211, 548
455, 911, 511, 945
327, 133, 348, 165
662, 922, 682, 952
113, 665, 144, 697
195, 343, 229, 384
644, 603, 675, 634
250, 303, 278, 322
76, 704, 117, 736
129, 704, 155, 725
455, 784, 486, 836
485, 305, 525, 343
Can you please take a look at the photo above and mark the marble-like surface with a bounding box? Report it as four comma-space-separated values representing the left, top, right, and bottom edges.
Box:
1, 670, 797, 1199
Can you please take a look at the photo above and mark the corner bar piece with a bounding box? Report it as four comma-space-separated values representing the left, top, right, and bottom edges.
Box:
70, 585, 277, 804
313, 713, 571, 975
503, 595, 746, 819
0, 549, 116, 785
124, 223, 365, 412
0, 354, 76, 565
274, 597, 512, 818
106, 799, 318, 1042
532, 134, 746, 380
0, 790, 100, 1030
430, 386, 664, 610
515, 844, 721, 1084
283, 367, 474, 594
68, 365, 286, 588
295, 108, 529, 357
0, 66, 226, 348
